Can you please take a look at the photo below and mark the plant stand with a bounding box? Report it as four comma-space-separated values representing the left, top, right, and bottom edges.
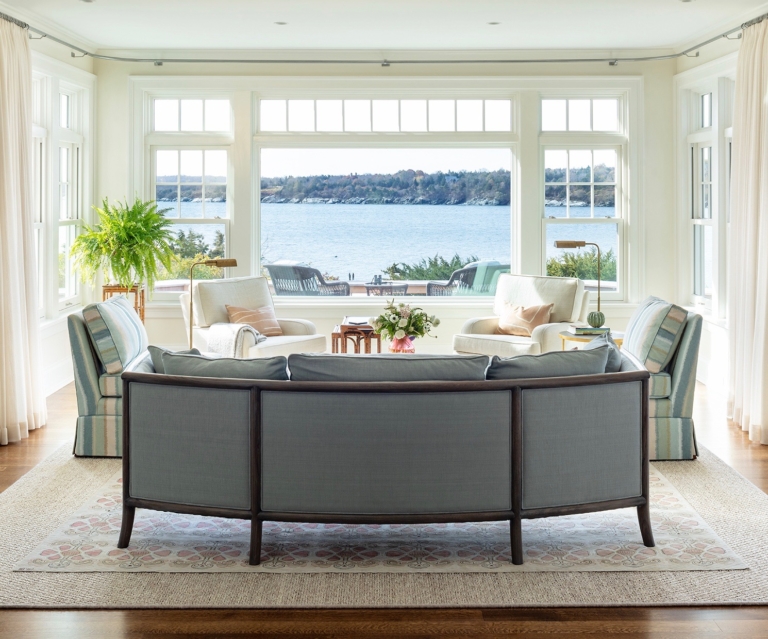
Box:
102, 285, 146, 323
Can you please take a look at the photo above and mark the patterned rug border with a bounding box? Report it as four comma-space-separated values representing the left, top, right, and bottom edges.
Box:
0, 444, 767, 608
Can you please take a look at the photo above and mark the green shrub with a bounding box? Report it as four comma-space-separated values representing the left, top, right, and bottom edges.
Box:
546, 247, 617, 281
383, 254, 479, 280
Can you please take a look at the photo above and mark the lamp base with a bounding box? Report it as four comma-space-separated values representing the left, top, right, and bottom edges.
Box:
587, 311, 606, 328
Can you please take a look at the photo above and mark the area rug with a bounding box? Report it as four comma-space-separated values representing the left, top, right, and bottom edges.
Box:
14, 467, 744, 574
0, 444, 767, 608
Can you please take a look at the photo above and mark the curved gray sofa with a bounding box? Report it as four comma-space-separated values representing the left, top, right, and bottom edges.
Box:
118, 353, 653, 566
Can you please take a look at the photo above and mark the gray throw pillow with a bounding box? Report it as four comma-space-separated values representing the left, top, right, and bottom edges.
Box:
148, 345, 200, 374
486, 346, 610, 380
581, 333, 622, 373
162, 353, 288, 380
288, 353, 490, 382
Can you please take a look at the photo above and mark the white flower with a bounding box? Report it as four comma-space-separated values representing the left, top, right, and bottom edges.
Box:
398, 318, 408, 327
395, 329, 406, 339
368, 317, 377, 325
389, 314, 399, 323
432, 316, 441, 327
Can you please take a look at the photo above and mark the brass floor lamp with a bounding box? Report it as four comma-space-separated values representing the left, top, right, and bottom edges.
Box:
188, 258, 238, 349
554, 240, 605, 328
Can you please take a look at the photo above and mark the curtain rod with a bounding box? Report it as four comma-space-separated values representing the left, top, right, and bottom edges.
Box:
1, 9, 766, 67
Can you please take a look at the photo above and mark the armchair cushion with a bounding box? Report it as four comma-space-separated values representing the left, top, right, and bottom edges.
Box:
494, 274, 585, 323
226, 304, 282, 337
624, 297, 688, 374
497, 303, 554, 336
162, 352, 289, 381
288, 353, 489, 382
82, 295, 148, 374
193, 276, 274, 328
486, 346, 610, 380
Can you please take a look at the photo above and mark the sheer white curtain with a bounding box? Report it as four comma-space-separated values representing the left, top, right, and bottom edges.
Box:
728, 18, 768, 445
0, 17, 47, 445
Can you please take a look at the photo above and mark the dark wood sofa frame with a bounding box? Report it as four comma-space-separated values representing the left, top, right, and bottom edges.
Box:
118, 369, 653, 566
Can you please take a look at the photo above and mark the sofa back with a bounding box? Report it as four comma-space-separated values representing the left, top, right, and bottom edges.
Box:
494, 274, 585, 323
191, 276, 274, 328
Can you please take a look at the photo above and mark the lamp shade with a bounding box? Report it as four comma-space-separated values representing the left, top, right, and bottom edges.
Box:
554, 240, 586, 249
203, 258, 238, 268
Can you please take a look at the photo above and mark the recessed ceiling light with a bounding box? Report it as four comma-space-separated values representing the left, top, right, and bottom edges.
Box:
488, 21, 500, 25
80, 0, 96, 3
274, 21, 287, 25
680, 0, 694, 3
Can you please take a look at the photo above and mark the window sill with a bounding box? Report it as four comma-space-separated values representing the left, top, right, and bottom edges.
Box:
683, 305, 728, 330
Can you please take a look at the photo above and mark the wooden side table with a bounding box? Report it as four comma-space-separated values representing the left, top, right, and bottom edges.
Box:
102, 285, 146, 323
559, 330, 624, 350
331, 317, 382, 354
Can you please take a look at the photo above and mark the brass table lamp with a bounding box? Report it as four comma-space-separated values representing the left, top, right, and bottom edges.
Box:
188, 258, 238, 348
554, 240, 605, 328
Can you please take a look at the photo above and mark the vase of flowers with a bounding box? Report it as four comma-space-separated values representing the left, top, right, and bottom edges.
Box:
369, 301, 440, 353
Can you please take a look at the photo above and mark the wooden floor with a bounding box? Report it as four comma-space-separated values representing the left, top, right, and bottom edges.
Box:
0, 382, 767, 638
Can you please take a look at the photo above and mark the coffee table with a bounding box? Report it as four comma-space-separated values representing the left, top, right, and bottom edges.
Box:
331, 316, 382, 354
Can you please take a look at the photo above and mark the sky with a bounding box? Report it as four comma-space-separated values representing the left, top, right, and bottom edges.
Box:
259, 148, 511, 178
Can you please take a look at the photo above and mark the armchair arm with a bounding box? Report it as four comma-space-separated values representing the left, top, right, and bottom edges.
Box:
277, 318, 317, 336
460, 316, 500, 335
530, 322, 570, 353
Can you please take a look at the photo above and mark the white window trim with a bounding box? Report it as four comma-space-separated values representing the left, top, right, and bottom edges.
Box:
32, 52, 96, 320
130, 75, 643, 309
674, 53, 737, 321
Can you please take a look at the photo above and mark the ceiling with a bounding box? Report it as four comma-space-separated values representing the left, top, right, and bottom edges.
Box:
3, 0, 766, 52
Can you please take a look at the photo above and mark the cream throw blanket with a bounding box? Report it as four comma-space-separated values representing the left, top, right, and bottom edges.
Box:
206, 323, 267, 358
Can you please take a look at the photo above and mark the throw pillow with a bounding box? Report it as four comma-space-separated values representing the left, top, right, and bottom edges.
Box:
148, 345, 201, 374
226, 305, 283, 337
486, 346, 610, 380
623, 297, 688, 373
288, 353, 490, 382
162, 353, 289, 380
82, 295, 148, 374
581, 333, 622, 373
496, 303, 554, 336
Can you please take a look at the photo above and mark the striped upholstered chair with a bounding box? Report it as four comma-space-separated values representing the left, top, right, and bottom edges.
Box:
67, 295, 153, 457
621, 297, 703, 461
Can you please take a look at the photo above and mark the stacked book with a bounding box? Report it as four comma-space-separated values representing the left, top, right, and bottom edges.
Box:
567, 325, 610, 335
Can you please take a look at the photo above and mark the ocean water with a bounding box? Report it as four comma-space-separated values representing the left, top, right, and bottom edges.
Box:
172, 202, 618, 281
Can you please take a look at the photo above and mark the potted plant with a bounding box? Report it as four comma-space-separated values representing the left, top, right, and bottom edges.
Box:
369, 300, 440, 353
71, 197, 177, 319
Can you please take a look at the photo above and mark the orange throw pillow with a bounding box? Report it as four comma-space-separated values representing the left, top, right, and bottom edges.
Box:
496, 303, 554, 337
226, 305, 283, 337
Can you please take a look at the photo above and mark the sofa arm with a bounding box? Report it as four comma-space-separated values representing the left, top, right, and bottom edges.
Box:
530, 322, 571, 353
460, 316, 500, 334
277, 318, 317, 336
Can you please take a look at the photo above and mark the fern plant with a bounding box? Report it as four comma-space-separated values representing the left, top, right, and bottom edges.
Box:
71, 197, 177, 292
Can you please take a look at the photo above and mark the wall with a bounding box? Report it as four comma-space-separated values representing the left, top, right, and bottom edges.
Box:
91, 54, 677, 351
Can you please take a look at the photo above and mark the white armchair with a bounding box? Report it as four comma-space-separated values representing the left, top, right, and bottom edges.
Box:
453, 274, 590, 357
180, 276, 326, 358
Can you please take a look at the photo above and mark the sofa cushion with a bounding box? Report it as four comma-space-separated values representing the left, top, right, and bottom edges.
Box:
162, 353, 289, 380
288, 353, 489, 382
486, 346, 610, 380
226, 304, 283, 337
99, 352, 155, 397
82, 295, 148, 375
624, 297, 688, 374
497, 303, 554, 336
493, 274, 584, 323
148, 345, 201, 374
581, 332, 622, 373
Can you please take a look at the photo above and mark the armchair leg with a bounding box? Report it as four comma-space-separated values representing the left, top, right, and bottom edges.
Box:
510, 517, 523, 565
250, 518, 263, 566
637, 503, 655, 547
117, 505, 136, 549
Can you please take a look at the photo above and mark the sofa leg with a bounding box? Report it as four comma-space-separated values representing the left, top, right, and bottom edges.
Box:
510, 517, 523, 565
117, 505, 135, 549
637, 503, 655, 547
249, 518, 262, 566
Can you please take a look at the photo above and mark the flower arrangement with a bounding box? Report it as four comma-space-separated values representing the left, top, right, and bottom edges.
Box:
369, 301, 440, 353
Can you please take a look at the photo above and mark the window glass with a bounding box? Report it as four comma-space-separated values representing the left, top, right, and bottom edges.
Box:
484, 100, 511, 131
59, 94, 70, 129
568, 99, 591, 131
428, 100, 455, 132
180, 99, 203, 131
546, 223, 619, 292
372, 100, 399, 132
400, 100, 427, 132
154, 99, 179, 131
456, 100, 483, 131
288, 99, 315, 132
542, 99, 566, 131
593, 99, 618, 131
204, 99, 230, 131
260, 99, 287, 132
344, 100, 371, 132
701, 93, 712, 128
316, 100, 343, 132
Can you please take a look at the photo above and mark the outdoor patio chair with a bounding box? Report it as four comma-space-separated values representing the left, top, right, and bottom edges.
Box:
426, 261, 510, 296
264, 263, 350, 296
